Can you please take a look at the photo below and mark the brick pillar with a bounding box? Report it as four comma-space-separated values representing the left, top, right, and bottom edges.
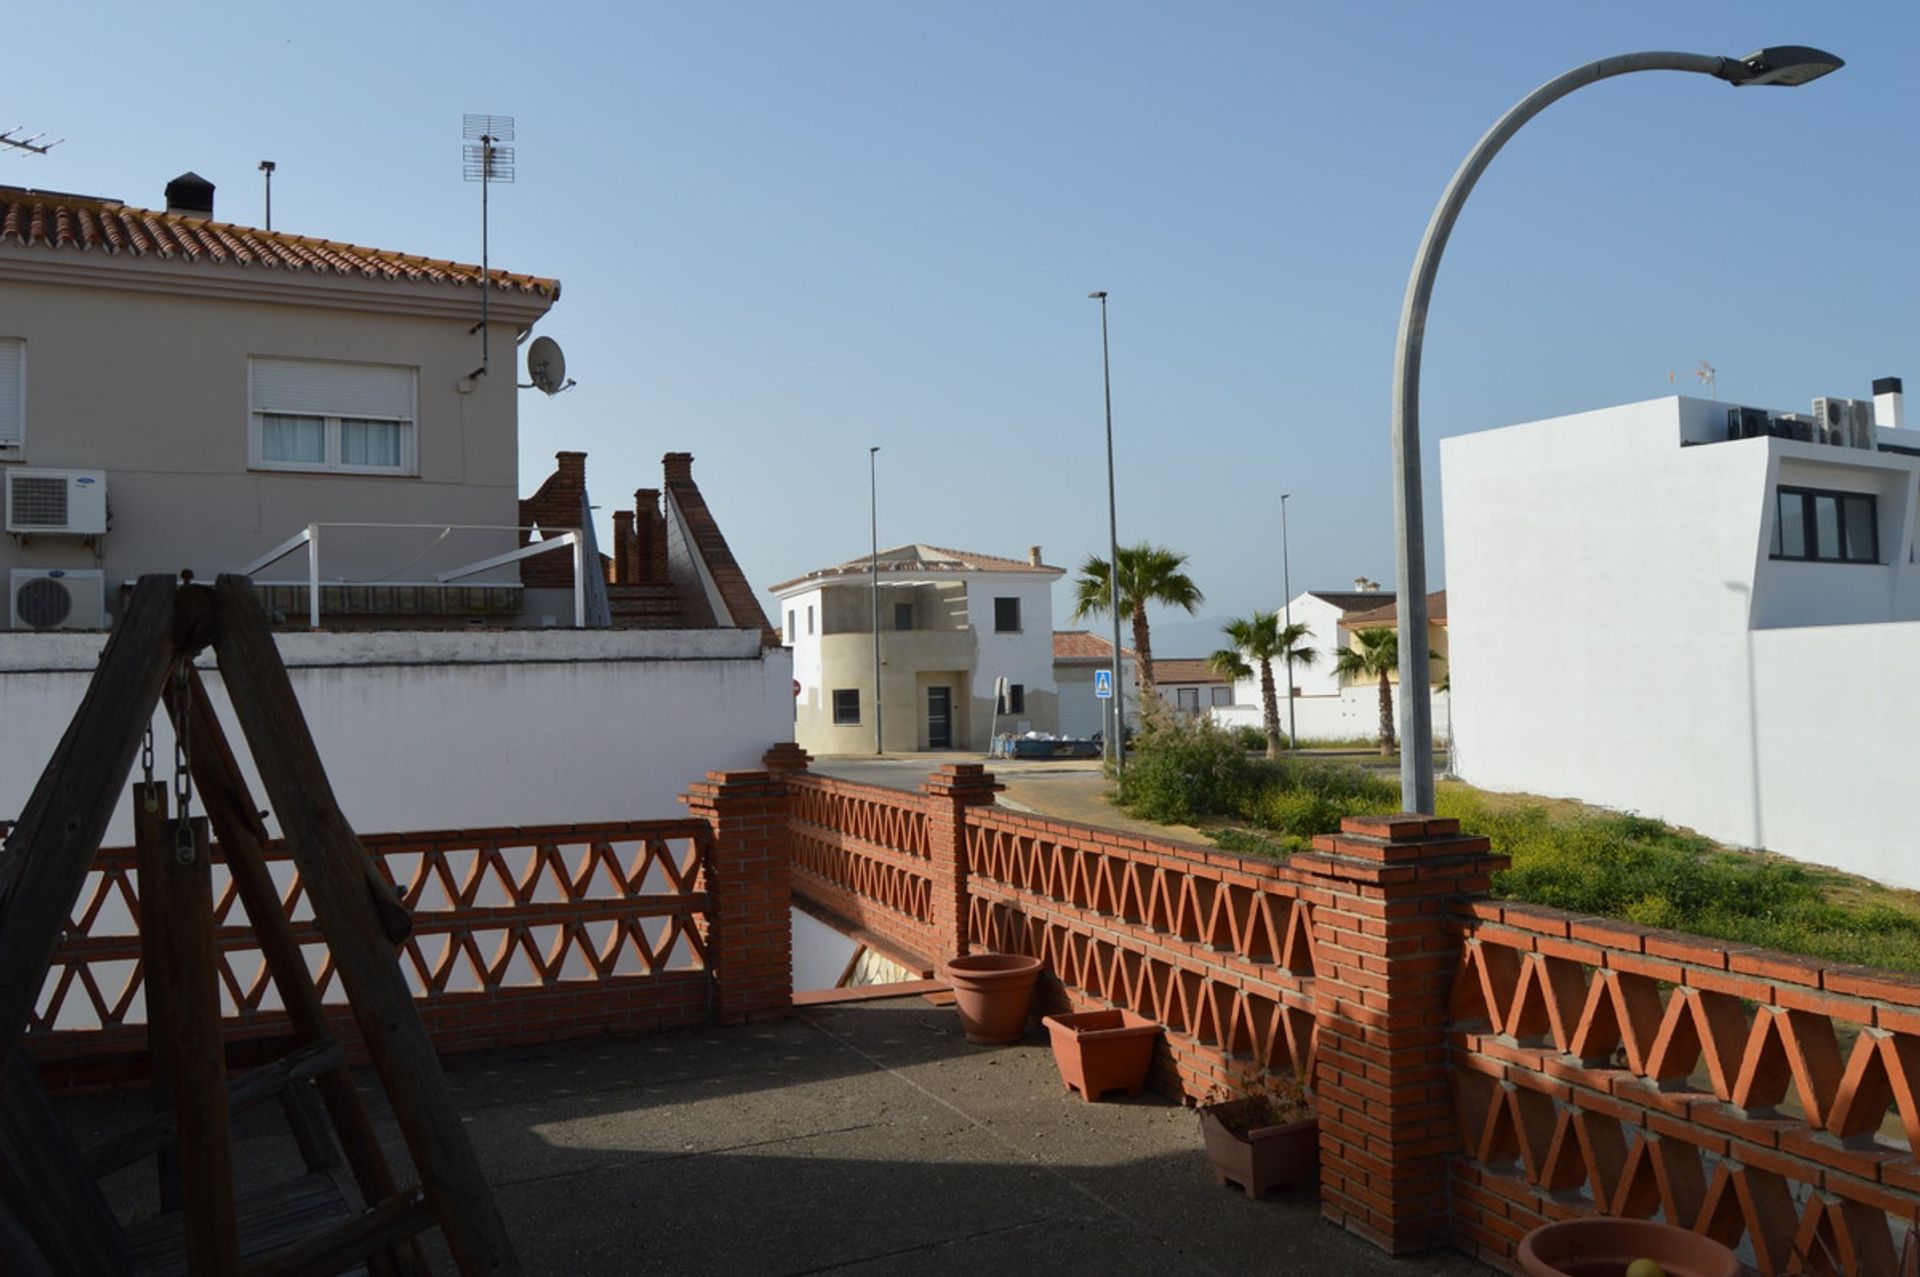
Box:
684, 769, 795, 1024
610, 510, 635, 584
762, 741, 812, 774
919, 764, 1001, 959
1295, 813, 1507, 1256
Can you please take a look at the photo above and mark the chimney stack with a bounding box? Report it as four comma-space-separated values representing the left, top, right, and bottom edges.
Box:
1029, 546, 1042, 567
164, 172, 214, 219
1875, 376, 1907, 432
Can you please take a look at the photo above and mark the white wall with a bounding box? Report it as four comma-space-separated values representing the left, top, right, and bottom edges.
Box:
1212, 685, 1451, 744
0, 628, 794, 846
964, 575, 1057, 702
1443, 394, 1920, 888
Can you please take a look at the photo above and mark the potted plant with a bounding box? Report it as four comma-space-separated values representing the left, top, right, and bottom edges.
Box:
939, 952, 1043, 1045
1197, 1071, 1317, 1199
1041, 1008, 1160, 1101
1517, 1218, 1738, 1277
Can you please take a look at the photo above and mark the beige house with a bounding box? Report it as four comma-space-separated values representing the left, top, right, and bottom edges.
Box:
772, 545, 1064, 753
0, 172, 563, 629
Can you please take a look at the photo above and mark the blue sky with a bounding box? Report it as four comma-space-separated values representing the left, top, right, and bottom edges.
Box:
8, 3, 1915, 650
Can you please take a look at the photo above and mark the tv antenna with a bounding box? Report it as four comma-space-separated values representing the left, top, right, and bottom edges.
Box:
0, 125, 61, 156
1695, 359, 1717, 396
462, 113, 515, 380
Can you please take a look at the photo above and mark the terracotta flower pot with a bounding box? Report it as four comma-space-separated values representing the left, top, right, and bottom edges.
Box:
940, 952, 1042, 1045
1517, 1218, 1739, 1277
1198, 1099, 1318, 1199
1041, 1009, 1160, 1101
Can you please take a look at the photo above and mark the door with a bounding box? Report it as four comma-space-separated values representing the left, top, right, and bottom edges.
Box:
927, 686, 952, 749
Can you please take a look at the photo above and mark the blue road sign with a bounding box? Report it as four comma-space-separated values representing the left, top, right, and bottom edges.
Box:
1093, 669, 1114, 699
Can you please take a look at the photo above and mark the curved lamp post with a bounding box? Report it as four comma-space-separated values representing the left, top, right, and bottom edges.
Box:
1391, 46, 1843, 815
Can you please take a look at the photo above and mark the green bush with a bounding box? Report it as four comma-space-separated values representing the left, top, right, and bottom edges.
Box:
1112, 720, 1262, 824
1229, 724, 1266, 751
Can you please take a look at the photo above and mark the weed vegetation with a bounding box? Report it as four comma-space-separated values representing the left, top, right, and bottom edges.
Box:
1116, 719, 1920, 972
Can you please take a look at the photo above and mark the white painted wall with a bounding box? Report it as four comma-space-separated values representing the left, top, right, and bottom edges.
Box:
1212, 685, 1451, 744
0, 628, 794, 846
1443, 394, 1920, 888
964, 574, 1058, 707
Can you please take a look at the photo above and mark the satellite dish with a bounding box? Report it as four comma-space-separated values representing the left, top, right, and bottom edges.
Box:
525, 336, 569, 395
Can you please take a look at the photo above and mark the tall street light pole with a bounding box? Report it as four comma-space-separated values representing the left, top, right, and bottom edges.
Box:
1090, 290, 1125, 776
870, 445, 882, 756
1280, 492, 1296, 750
1389, 45, 1842, 816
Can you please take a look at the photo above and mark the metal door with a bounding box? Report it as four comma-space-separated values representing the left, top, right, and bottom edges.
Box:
927, 686, 952, 749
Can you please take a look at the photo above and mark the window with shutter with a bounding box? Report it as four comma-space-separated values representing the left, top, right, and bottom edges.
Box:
249, 357, 417, 475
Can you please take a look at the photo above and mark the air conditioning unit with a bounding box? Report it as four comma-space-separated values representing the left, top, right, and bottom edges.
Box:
9, 568, 106, 630
1848, 398, 1878, 450
5, 468, 108, 535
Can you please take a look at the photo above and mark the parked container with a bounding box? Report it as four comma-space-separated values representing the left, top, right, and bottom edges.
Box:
1041, 1009, 1159, 1101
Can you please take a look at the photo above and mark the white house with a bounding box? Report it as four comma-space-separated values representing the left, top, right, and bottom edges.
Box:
0, 173, 571, 628
1442, 382, 1920, 887
772, 544, 1062, 753
1212, 585, 1450, 743
0, 172, 795, 840
1152, 657, 1235, 721
1052, 630, 1139, 738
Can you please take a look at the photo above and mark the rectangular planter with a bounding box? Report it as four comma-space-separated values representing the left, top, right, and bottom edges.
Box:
1198, 1099, 1318, 1199
1041, 1009, 1160, 1102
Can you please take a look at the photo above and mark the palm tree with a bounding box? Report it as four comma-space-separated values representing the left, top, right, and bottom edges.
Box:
1070, 543, 1203, 696
1334, 626, 1399, 756
1209, 612, 1316, 758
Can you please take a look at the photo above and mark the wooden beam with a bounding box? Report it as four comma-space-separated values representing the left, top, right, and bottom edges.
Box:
158, 815, 239, 1276
241, 1186, 434, 1277
171, 671, 422, 1277
0, 575, 177, 1069
0, 1053, 133, 1274
134, 782, 183, 1212
210, 574, 520, 1276
83, 1039, 345, 1178
0, 1192, 54, 1276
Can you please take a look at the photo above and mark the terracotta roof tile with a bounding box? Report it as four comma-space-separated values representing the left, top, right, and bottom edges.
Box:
1340, 590, 1447, 630
771, 542, 1063, 592
1052, 630, 1135, 661
0, 185, 558, 298
1152, 658, 1229, 685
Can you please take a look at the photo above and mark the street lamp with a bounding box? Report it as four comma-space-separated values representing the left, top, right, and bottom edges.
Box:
1390, 45, 1842, 815
869, 445, 883, 756
1090, 290, 1126, 775
1280, 492, 1295, 750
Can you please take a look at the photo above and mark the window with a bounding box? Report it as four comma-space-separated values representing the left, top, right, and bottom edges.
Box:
807, 606, 815, 635
1771, 486, 1878, 564
1210, 686, 1234, 708
0, 338, 21, 452
249, 357, 416, 475
832, 689, 860, 724
994, 597, 1021, 632
998, 683, 1025, 714
786, 610, 796, 643
1176, 687, 1200, 713
894, 602, 914, 631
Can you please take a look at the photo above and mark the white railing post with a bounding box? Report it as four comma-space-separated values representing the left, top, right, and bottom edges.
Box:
571, 532, 585, 628
307, 524, 321, 629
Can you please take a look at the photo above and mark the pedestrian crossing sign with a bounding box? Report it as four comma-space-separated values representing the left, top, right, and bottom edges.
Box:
1094, 669, 1113, 699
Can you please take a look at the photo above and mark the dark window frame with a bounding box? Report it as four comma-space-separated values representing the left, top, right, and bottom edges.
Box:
998, 683, 1025, 715
1770, 485, 1879, 565
894, 601, 914, 631
993, 596, 1021, 633
832, 688, 860, 725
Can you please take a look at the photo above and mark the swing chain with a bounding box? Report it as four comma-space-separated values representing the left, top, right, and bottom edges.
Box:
141, 722, 158, 813
173, 662, 195, 865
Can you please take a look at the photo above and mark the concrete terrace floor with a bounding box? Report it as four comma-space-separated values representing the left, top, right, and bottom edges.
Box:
57, 997, 1490, 1276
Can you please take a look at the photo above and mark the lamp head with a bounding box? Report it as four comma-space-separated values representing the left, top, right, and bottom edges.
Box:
1717, 45, 1843, 87
1088, 290, 1107, 300
258, 159, 276, 173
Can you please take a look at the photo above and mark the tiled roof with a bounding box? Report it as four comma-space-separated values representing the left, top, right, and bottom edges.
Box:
1305, 590, 1394, 616
1052, 630, 1135, 661
771, 543, 1062, 592
1340, 590, 1447, 630
1153, 658, 1229, 685
0, 185, 558, 298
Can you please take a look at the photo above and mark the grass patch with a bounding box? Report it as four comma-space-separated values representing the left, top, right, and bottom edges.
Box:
1118, 718, 1920, 972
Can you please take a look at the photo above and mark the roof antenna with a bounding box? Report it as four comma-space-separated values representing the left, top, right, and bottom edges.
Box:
462, 113, 515, 381
0, 125, 61, 157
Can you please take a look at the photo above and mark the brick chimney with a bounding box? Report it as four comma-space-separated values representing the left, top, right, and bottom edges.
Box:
611, 511, 636, 585
632, 489, 667, 585
165, 172, 214, 219
662, 452, 694, 484
1029, 546, 1042, 567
